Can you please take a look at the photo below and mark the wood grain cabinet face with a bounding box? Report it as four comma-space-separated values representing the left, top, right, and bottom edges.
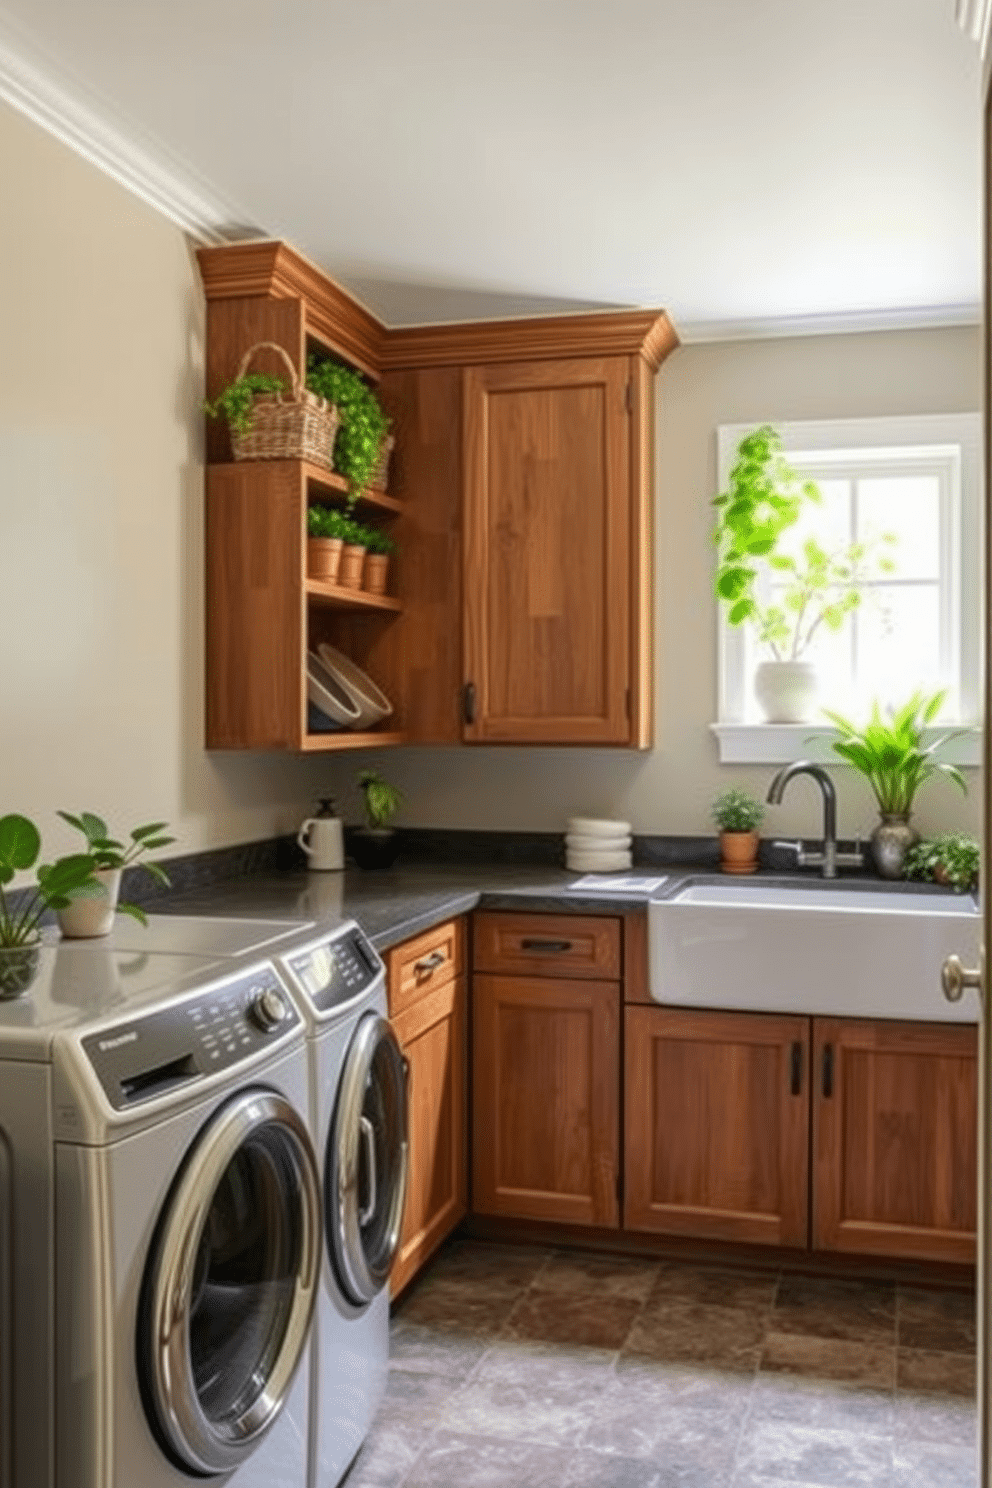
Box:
462, 357, 642, 745
472, 973, 620, 1227
812, 1018, 977, 1264
473, 912, 621, 981
624, 1007, 811, 1248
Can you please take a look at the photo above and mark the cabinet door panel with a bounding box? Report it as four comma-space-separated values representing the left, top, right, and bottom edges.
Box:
813, 1018, 977, 1263
463, 358, 631, 743
390, 977, 467, 1295
473, 974, 620, 1225
625, 1008, 810, 1247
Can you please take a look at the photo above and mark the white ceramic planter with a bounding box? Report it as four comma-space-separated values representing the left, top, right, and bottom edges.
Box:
57, 866, 121, 939
753, 660, 819, 724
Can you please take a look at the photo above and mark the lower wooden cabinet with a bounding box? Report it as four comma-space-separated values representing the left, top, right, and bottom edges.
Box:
389, 968, 467, 1296
813, 1017, 977, 1264
624, 1006, 811, 1247
472, 973, 620, 1226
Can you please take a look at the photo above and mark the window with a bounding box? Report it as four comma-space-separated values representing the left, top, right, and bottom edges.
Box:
713, 413, 981, 765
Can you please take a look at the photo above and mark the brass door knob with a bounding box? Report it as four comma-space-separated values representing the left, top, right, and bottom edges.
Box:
941, 953, 983, 1003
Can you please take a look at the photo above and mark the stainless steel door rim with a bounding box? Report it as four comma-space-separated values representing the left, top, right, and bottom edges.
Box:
142, 1088, 320, 1476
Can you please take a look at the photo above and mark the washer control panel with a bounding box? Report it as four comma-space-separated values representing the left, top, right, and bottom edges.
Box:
285, 923, 382, 1014
81, 962, 300, 1110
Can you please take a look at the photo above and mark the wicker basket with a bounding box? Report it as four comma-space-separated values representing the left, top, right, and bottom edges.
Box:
229, 342, 339, 468
369, 434, 395, 491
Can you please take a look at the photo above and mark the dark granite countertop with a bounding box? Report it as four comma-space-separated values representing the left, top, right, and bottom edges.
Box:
152, 858, 970, 953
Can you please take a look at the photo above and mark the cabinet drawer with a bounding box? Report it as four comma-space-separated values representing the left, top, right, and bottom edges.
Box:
473, 912, 621, 980
386, 919, 464, 1016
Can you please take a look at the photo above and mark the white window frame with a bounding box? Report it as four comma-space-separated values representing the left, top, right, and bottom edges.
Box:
711, 412, 982, 766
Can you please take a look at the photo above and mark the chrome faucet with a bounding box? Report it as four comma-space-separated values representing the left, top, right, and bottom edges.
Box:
766, 761, 862, 879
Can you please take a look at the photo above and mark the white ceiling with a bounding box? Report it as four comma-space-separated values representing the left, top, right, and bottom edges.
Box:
0, 0, 982, 338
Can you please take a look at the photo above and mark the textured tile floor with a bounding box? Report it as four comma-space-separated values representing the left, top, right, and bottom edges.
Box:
343, 1238, 977, 1488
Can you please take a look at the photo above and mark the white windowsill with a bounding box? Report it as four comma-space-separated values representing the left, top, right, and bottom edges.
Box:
711, 722, 982, 767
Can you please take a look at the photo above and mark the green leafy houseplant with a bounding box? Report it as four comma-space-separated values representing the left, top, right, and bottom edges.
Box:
351, 771, 404, 870
306, 357, 390, 501
712, 789, 765, 833
56, 812, 174, 926
203, 372, 285, 437
714, 425, 897, 661
358, 771, 404, 830
903, 833, 979, 892
307, 506, 351, 541
823, 690, 967, 817
0, 814, 101, 946
363, 526, 396, 557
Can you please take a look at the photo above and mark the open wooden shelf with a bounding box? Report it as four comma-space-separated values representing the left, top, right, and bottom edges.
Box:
306, 578, 402, 612
300, 729, 405, 752
303, 461, 402, 514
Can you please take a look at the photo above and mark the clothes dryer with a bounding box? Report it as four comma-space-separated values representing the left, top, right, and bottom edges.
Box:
276, 921, 409, 1488
0, 936, 321, 1488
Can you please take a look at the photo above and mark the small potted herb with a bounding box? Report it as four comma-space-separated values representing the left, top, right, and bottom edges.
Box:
350, 770, 404, 870
903, 833, 979, 892
338, 517, 369, 590
307, 506, 350, 583
362, 527, 396, 596
55, 812, 175, 937
712, 789, 765, 875
0, 815, 102, 996
306, 357, 391, 499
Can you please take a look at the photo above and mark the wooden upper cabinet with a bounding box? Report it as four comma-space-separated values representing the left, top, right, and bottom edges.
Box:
462, 357, 635, 745
812, 1017, 977, 1264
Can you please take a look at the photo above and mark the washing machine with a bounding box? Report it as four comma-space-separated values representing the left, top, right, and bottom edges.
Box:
0, 932, 321, 1488
275, 920, 409, 1488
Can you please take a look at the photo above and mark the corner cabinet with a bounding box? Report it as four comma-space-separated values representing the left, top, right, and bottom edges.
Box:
197, 241, 678, 751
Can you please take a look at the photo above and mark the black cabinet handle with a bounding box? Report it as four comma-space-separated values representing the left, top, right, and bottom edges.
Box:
790, 1041, 803, 1096
520, 938, 573, 954
822, 1044, 834, 1099
463, 682, 476, 724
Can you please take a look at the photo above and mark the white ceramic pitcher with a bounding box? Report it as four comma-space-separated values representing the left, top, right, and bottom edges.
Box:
297, 808, 344, 872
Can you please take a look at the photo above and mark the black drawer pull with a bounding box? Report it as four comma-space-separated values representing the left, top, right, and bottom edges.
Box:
463, 681, 476, 724
790, 1041, 803, 1097
822, 1043, 834, 1099
520, 938, 573, 954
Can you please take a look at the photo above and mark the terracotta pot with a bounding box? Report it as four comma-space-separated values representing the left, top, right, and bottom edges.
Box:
56, 867, 121, 939
720, 830, 760, 875
338, 543, 366, 590
364, 553, 390, 595
307, 536, 343, 583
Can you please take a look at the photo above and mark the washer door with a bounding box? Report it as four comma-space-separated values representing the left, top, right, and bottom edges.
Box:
138, 1088, 321, 1477
328, 1014, 409, 1306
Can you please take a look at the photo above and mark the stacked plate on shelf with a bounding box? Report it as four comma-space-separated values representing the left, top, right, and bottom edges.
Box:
306, 644, 394, 732
565, 817, 632, 872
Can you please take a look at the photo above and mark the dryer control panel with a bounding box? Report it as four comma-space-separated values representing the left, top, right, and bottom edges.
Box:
284, 924, 382, 1014
80, 963, 300, 1110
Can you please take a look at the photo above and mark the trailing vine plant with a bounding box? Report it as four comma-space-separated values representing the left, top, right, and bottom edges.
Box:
306, 356, 390, 501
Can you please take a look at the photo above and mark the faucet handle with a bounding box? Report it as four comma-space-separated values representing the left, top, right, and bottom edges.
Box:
772, 839, 805, 864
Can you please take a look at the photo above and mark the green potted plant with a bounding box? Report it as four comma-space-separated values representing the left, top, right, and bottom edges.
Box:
350, 770, 404, 869
712, 789, 765, 874
824, 690, 968, 878
903, 833, 979, 892
307, 505, 350, 583
0, 815, 102, 996
337, 516, 369, 590
204, 369, 286, 438
362, 526, 396, 596
306, 357, 391, 499
714, 425, 897, 722
55, 812, 174, 937
204, 342, 339, 468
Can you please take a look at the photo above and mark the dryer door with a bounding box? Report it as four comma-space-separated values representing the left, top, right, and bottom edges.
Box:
138, 1088, 321, 1476
327, 1014, 409, 1305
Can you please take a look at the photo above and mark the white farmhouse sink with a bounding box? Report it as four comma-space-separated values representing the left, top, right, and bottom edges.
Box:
648, 881, 981, 1022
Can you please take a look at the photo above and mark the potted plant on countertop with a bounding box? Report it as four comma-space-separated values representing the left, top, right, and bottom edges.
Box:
362, 526, 396, 596
903, 833, 979, 893
350, 770, 404, 870
0, 815, 102, 996
307, 505, 350, 583
305, 356, 392, 500
55, 811, 175, 937
824, 690, 968, 879
712, 789, 765, 875
714, 425, 897, 722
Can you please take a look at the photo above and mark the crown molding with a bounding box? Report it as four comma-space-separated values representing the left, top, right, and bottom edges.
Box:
0, 26, 258, 243
957, 0, 992, 52
677, 301, 982, 345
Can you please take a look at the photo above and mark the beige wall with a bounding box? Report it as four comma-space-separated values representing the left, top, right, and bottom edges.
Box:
1, 97, 980, 857
331, 325, 983, 843
0, 100, 334, 867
